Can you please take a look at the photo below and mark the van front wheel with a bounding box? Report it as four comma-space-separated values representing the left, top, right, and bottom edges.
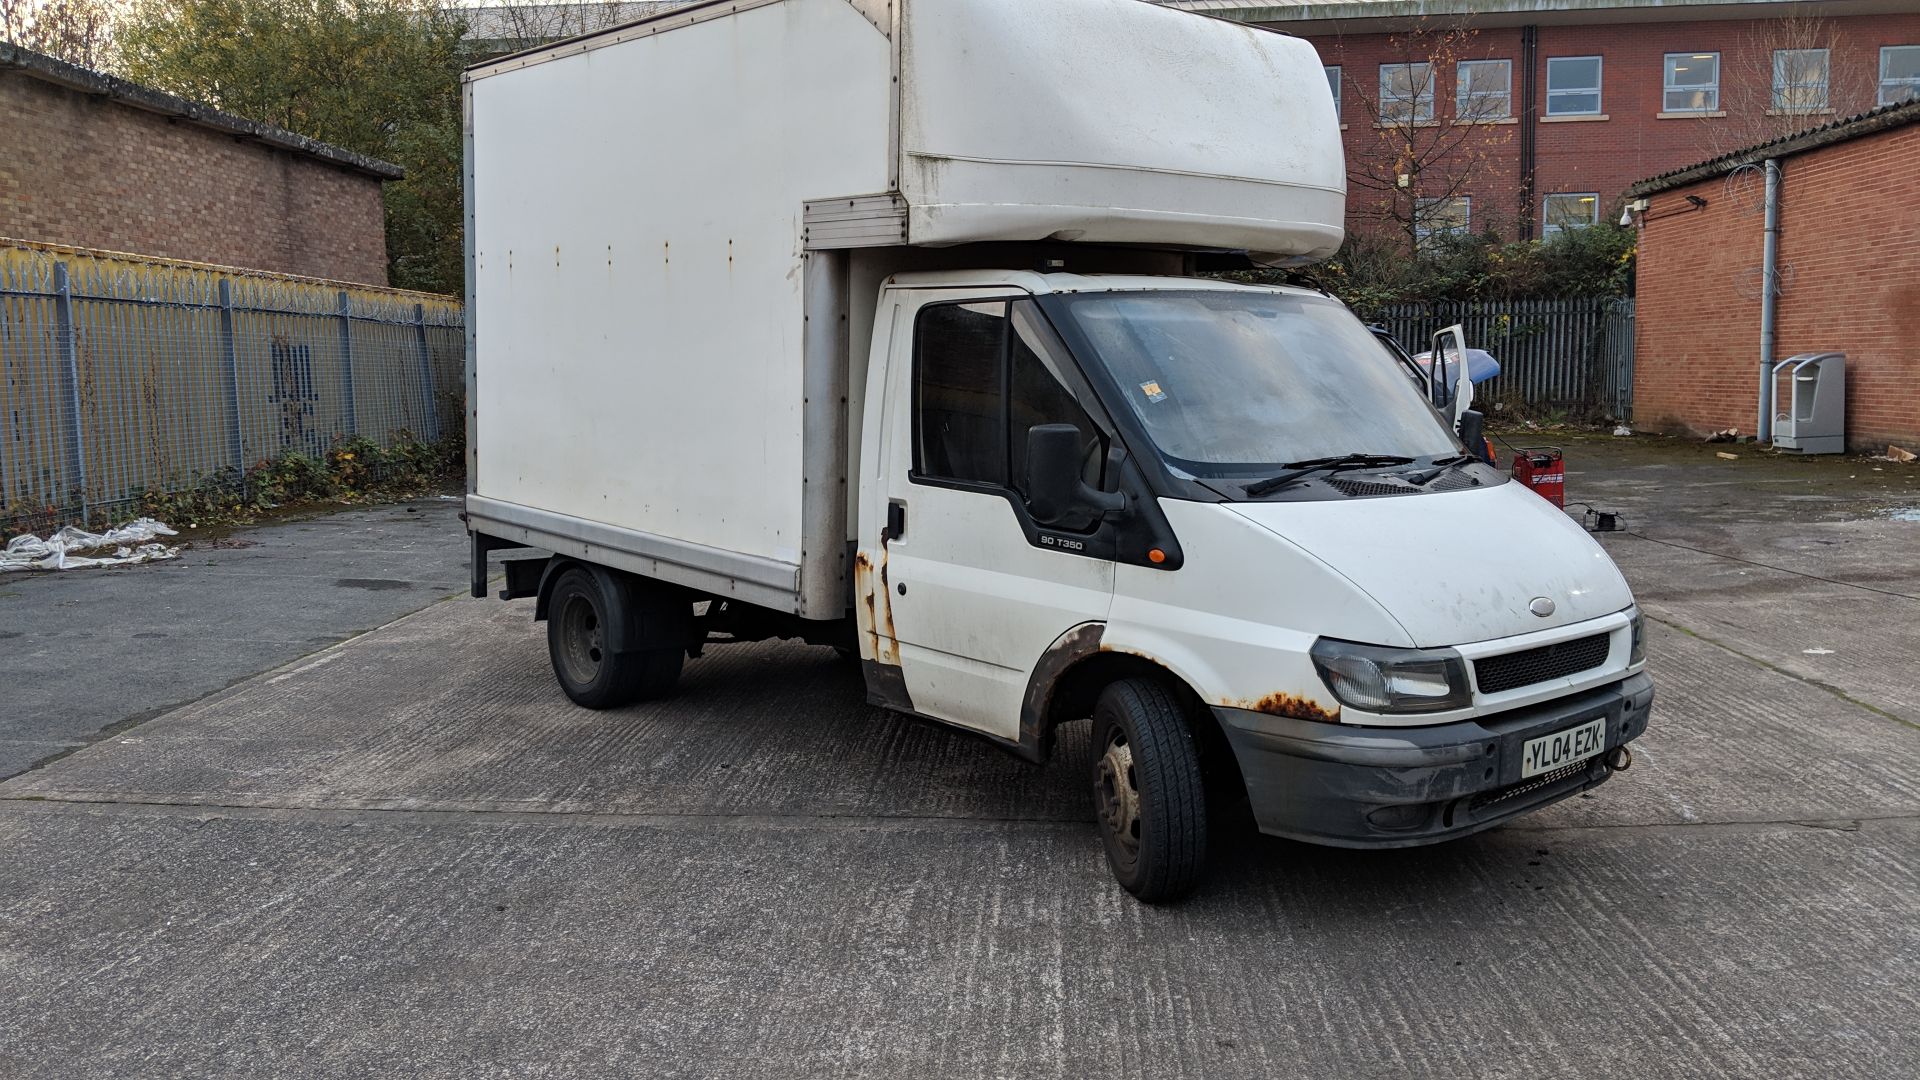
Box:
1090, 678, 1208, 903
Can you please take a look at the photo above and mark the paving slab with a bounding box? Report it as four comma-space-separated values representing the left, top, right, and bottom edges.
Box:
0, 801, 1914, 1080
3, 601, 1916, 833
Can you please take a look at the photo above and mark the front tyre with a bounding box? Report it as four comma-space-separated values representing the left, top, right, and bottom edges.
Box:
1090, 678, 1208, 903
546, 567, 683, 709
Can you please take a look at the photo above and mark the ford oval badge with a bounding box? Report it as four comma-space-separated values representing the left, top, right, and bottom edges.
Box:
1529, 597, 1556, 618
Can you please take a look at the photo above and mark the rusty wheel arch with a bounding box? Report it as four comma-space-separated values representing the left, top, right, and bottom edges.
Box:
1018, 630, 1241, 792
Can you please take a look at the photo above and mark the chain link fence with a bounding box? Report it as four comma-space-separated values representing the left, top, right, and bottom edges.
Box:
1, 240, 464, 534
1361, 296, 1636, 422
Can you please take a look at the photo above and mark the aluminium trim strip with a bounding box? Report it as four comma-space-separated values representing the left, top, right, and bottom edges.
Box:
902, 151, 1350, 196
466, 496, 804, 612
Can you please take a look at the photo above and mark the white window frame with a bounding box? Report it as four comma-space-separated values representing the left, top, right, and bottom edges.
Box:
1881, 45, 1920, 106
1542, 193, 1601, 238
1379, 62, 1435, 124
1415, 196, 1471, 242
1326, 65, 1342, 119
1456, 59, 1513, 120
1663, 52, 1721, 113
1771, 48, 1830, 111
1545, 56, 1604, 116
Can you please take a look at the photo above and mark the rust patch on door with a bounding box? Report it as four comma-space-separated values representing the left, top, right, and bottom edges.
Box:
854, 540, 900, 666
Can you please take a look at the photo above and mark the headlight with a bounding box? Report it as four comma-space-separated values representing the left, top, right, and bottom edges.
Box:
1309, 638, 1473, 714
1629, 608, 1647, 666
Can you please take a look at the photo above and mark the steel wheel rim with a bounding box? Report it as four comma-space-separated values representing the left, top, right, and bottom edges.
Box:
558, 592, 605, 684
1095, 729, 1142, 867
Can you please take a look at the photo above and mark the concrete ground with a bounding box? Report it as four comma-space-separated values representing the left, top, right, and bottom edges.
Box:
2, 440, 1916, 1078
0, 499, 472, 778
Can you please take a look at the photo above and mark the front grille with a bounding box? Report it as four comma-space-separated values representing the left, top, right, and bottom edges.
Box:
1469, 760, 1591, 812
1475, 632, 1611, 694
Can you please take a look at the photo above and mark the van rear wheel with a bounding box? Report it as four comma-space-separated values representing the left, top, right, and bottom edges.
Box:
546, 567, 683, 709
1090, 678, 1208, 903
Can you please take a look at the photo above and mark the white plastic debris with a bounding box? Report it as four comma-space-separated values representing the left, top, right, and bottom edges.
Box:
0, 518, 182, 573
1613, 425, 1633, 437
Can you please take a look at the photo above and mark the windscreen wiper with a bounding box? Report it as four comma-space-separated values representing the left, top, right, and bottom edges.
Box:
1405, 454, 1476, 486
1244, 454, 1416, 497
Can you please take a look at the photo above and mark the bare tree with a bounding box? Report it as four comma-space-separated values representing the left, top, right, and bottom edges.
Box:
1, 0, 124, 68
462, 2, 691, 57
1330, 18, 1516, 256
1696, 7, 1875, 157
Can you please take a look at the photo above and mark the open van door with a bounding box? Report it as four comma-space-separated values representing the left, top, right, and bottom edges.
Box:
1429, 324, 1473, 421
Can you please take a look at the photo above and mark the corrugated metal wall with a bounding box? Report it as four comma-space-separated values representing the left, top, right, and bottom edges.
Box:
0, 240, 463, 530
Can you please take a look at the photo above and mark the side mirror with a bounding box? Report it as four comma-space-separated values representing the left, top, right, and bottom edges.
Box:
1025, 424, 1125, 525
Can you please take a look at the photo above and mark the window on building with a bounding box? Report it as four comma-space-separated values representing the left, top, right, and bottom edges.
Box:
1546, 56, 1603, 116
1772, 48, 1830, 111
1457, 59, 1512, 120
1664, 53, 1720, 112
1542, 194, 1601, 237
1881, 45, 1920, 106
1415, 196, 1471, 243
1325, 65, 1342, 119
1379, 62, 1435, 123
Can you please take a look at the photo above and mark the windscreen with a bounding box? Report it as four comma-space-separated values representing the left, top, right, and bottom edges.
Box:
1052, 291, 1460, 476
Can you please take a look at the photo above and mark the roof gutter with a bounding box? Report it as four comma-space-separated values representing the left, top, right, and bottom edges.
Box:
0, 42, 405, 181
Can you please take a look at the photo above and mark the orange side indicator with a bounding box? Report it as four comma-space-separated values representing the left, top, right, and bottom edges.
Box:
1147, 548, 1168, 564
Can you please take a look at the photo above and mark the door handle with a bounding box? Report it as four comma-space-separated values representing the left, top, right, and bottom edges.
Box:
886, 500, 907, 541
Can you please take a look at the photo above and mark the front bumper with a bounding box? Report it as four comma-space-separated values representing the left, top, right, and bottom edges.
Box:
1216, 672, 1653, 848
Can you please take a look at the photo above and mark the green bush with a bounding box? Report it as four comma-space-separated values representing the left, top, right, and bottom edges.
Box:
1240, 224, 1636, 311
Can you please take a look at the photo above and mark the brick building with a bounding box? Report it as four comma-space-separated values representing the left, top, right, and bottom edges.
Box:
1625, 101, 1920, 450
0, 43, 400, 284
1155, 1, 1920, 243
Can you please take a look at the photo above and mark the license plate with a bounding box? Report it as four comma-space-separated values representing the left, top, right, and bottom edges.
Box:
1520, 717, 1607, 778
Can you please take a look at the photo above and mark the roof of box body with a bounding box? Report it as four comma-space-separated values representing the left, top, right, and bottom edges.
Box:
1626, 99, 1920, 197
1149, 0, 1918, 31
0, 42, 404, 181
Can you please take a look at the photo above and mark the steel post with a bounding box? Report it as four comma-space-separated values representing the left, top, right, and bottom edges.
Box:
413, 303, 440, 442
52, 262, 89, 523
337, 290, 358, 436
218, 279, 244, 476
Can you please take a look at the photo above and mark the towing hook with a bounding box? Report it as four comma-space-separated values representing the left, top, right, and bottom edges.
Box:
1604, 746, 1633, 772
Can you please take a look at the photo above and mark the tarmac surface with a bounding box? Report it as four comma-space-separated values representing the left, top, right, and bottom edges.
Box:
2, 438, 1916, 1078
0, 500, 472, 778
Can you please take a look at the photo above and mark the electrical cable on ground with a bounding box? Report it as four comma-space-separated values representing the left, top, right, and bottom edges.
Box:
1622, 530, 1920, 602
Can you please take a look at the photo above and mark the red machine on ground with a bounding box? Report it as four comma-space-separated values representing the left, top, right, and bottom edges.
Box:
1511, 447, 1566, 507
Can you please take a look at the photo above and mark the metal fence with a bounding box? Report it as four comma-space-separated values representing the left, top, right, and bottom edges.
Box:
1363, 296, 1636, 421
0, 240, 464, 532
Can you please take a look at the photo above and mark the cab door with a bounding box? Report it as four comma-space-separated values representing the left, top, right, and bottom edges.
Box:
855, 289, 1114, 741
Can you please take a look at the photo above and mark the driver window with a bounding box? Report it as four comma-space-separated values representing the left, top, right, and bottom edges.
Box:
914, 301, 1006, 485
913, 299, 1106, 529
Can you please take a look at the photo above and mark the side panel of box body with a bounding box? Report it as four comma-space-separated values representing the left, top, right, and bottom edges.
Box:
467, 0, 891, 611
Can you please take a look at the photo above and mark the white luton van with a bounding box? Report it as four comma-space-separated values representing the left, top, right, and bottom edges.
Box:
462, 0, 1652, 901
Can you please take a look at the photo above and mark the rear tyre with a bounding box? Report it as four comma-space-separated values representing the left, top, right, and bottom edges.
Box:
546, 567, 684, 709
1091, 678, 1209, 903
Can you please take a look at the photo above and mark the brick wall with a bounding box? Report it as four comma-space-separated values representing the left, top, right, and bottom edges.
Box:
1305, 14, 1920, 242
1633, 122, 1920, 450
0, 71, 389, 284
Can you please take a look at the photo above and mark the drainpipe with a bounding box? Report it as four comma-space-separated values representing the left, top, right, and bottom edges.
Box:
1519, 26, 1538, 237
1758, 158, 1782, 442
